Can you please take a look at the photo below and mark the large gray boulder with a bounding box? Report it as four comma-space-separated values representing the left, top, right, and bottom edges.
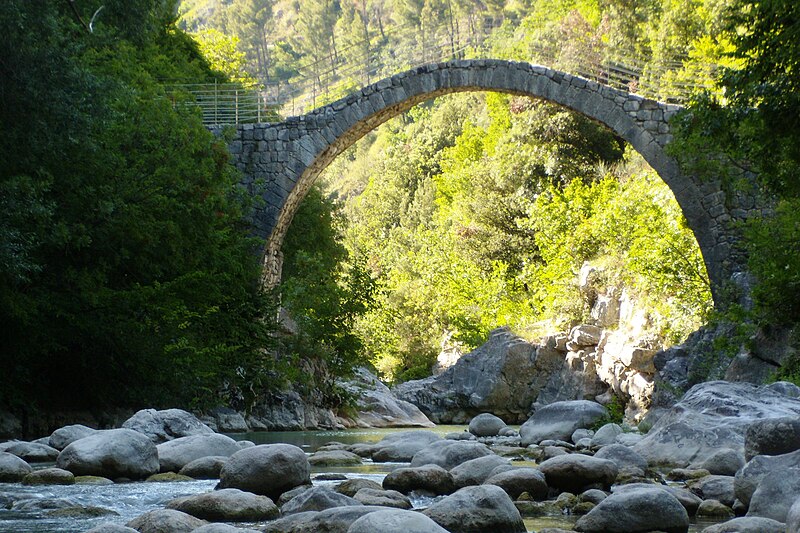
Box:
218, 444, 310, 500
537, 454, 618, 493
575, 486, 689, 533
167, 488, 279, 521
126, 509, 207, 532
178, 455, 228, 479
746, 468, 800, 522
84, 524, 139, 533
634, 381, 800, 467
122, 408, 213, 443
450, 454, 510, 488
383, 464, 455, 495
593, 444, 648, 475
353, 488, 411, 509
0, 452, 33, 482
280, 486, 361, 515
395, 328, 567, 423
56, 428, 159, 480
612, 483, 702, 516
520, 400, 608, 445
370, 430, 442, 462
692, 448, 745, 476
700, 517, 786, 533
261, 506, 383, 533
309, 450, 362, 466
3, 441, 59, 462
483, 467, 548, 500
734, 449, 800, 507
347, 509, 449, 533
49, 425, 98, 451
687, 475, 736, 507
591, 423, 623, 447
469, 413, 507, 437
745, 416, 800, 460
410, 439, 493, 469
422, 485, 526, 533
336, 478, 384, 497
787, 498, 800, 533
338, 367, 434, 428
156, 433, 240, 472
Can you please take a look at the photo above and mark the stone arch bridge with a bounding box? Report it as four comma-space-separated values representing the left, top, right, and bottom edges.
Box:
220, 59, 761, 306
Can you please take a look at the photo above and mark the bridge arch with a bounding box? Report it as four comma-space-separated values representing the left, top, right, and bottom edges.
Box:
226, 59, 752, 305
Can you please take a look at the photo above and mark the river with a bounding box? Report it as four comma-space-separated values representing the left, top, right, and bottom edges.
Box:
0, 426, 723, 532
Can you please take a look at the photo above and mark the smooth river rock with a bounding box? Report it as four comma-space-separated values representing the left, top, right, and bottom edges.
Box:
520, 400, 609, 445
157, 433, 240, 472
56, 428, 159, 480
167, 488, 279, 521
122, 408, 214, 443
575, 486, 689, 533
218, 443, 310, 500
348, 508, 449, 533
422, 485, 526, 533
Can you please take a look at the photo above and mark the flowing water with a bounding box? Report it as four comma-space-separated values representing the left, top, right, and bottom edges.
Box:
0, 427, 726, 532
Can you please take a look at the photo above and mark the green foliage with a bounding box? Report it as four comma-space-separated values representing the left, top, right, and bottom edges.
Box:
0, 0, 277, 411
591, 395, 626, 430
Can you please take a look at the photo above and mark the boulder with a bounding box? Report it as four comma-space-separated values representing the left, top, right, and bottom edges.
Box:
692, 448, 745, 476
422, 485, 526, 533
579, 489, 608, 505
572, 428, 595, 443
178, 455, 228, 479
370, 430, 442, 462
520, 401, 608, 445
537, 454, 618, 493
348, 508, 449, 533
700, 517, 786, 533
22, 467, 74, 485
167, 488, 279, 521
207, 407, 249, 433
593, 444, 648, 476
56, 428, 158, 480
483, 467, 548, 500
394, 328, 566, 424
633, 381, 800, 467
338, 367, 434, 428
218, 444, 311, 500
746, 468, 800, 522
309, 450, 362, 466
575, 486, 689, 533
281, 486, 362, 515
787, 498, 800, 533
745, 416, 800, 460
261, 506, 383, 533
569, 325, 603, 347
469, 413, 507, 437
122, 408, 214, 443
383, 464, 455, 495
336, 478, 384, 497
410, 439, 493, 469
612, 483, 702, 516
84, 524, 139, 533
450, 454, 511, 488
193, 526, 261, 533
0, 452, 33, 482
353, 488, 411, 509
591, 423, 623, 447
696, 499, 734, 519
734, 449, 800, 507
157, 434, 240, 472
4, 441, 59, 462
126, 509, 207, 532
49, 424, 97, 450
687, 475, 736, 507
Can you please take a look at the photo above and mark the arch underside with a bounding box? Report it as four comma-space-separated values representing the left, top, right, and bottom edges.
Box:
255, 60, 735, 303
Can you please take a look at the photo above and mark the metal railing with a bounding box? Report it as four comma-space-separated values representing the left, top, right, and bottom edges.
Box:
170, 17, 716, 127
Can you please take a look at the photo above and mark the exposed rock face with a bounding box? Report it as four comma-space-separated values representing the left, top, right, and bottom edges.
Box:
382, 464, 455, 495
394, 328, 568, 423
218, 444, 311, 501
122, 409, 214, 443
280, 486, 362, 515
633, 381, 800, 467
338, 367, 434, 428
56, 428, 159, 480
246, 391, 342, 431
520, 400, 608, 445
483, 467, 548, 500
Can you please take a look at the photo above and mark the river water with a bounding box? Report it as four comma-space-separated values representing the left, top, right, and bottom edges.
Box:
0, 426, 722, 532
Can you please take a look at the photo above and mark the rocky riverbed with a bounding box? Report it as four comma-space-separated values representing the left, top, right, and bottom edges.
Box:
4, 380, 800, 532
